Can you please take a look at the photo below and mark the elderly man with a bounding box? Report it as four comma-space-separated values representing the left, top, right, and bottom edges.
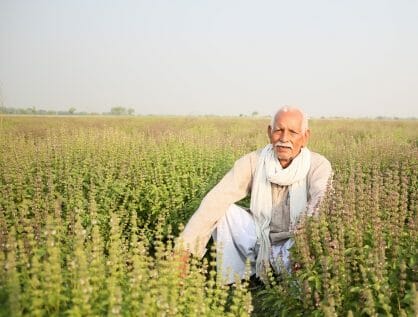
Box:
178, 106, 332, 283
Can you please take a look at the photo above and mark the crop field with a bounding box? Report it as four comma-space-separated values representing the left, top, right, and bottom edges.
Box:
0, 115, 417, 316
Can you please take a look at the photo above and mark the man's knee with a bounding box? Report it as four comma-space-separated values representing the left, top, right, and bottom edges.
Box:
224, 204, 257, 255
225, 204, 254, 230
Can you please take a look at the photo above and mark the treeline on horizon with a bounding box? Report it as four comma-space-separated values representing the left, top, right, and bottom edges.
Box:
0, 106, 135, 116
0, 105, 417, 120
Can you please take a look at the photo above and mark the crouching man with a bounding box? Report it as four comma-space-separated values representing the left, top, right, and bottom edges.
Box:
178, 106, 332, 283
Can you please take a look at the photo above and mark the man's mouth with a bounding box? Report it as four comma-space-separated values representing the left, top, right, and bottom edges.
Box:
276, 146, 291, 153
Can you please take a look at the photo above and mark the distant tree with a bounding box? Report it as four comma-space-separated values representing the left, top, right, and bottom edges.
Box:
110, 106, 127, 115
69, 107, 76, 115
127, 108, 135, 116
251, 111, 259, 116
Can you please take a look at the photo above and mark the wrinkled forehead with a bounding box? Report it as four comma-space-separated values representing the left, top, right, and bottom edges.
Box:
272, 110, 304, 129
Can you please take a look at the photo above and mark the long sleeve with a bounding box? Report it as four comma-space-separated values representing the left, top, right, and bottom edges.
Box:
178, 151, 258, 257
306, 152, 333, 215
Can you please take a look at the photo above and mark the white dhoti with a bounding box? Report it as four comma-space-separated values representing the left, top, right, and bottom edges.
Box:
213, 204, 294, 284
213, 204, 257, 284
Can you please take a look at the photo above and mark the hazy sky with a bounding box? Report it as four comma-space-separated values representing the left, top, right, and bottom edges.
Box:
1, 1, 418, 117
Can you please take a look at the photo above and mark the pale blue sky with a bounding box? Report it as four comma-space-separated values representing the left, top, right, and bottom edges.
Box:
1, 0, 417, 117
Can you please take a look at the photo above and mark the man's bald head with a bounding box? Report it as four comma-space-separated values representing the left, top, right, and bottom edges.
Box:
270, 106, 309, 133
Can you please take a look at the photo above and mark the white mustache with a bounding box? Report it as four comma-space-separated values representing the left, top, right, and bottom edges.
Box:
274, 141, 293, 149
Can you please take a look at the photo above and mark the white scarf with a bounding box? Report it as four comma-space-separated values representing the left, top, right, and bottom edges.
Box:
250, 144, 311, 279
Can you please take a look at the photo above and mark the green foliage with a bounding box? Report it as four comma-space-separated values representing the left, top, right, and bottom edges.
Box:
0, 115, 417, 316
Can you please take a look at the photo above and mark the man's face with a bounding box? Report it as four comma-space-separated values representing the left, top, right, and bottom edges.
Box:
268, 110, 310, 168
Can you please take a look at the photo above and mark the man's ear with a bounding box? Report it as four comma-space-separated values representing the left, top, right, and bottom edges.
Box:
303, 129, 311, 146
267, 125, 273, 142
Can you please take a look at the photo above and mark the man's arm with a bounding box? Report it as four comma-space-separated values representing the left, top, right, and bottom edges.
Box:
178, 151, 257, 258
306, 152, 333, 216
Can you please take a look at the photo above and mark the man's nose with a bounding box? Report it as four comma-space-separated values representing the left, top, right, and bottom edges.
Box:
279, 130, 289, 141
